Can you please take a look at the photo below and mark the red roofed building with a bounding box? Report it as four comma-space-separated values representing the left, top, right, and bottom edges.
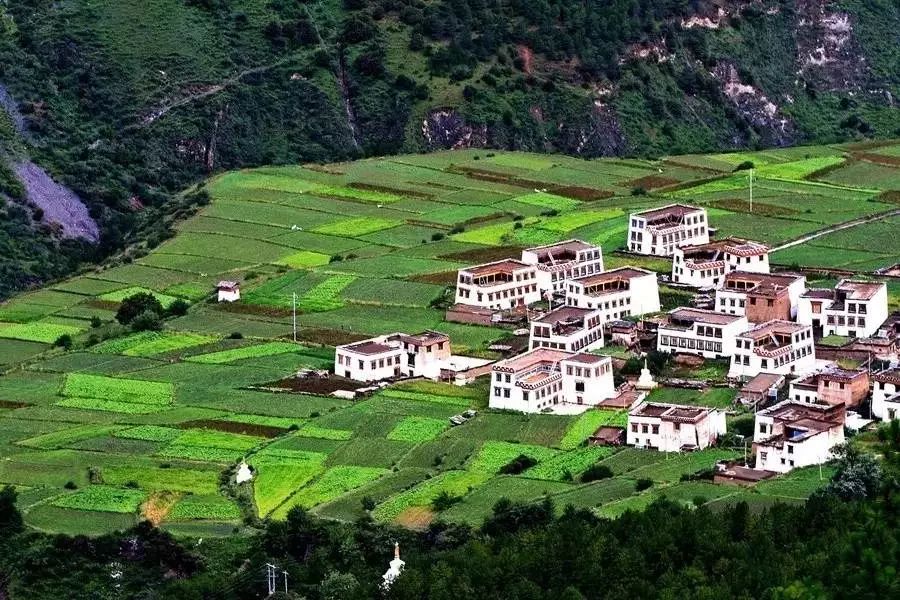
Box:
753, 400, 845, 473
454, 259, 540, 310
216, 280, 241, 303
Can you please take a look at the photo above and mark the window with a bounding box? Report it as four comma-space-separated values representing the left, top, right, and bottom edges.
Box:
651, 425, 659, 434
759, 423, 767, 434
631, 424, 638, 433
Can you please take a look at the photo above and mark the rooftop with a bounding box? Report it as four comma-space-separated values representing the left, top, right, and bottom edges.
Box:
741, 372, 785, 394
802, 288, 834, 300
533, 306, 596, 324
399, 330, 449, 346
739, 320, 808, 341
571, 266, 652, 291
494, 348, 573, 373
796, 368, 867, 386
465, 259, 531, 277
344, 340, 398, 356
526, 239, 595, 259
874, 368, 900, 385
681, 238, 768, 264
722, 271, 802, 297
758, 399, 844, 425
630, 401, 714, 423
836, 279, 885, 301
665, 307, 745, 326
634, 203, 704, 223
217, 280, 239, 288
564, 353, 609, 364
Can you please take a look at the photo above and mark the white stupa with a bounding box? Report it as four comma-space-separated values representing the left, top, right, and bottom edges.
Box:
635, 359, 658, 391
235, 460, 253, 484
381, 543, 405, 590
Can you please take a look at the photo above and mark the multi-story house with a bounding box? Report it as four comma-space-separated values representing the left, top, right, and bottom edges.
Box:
529, 306, 605, 352
656, 308, 748, 359
627, 401, 727, 452
788, 368, 870, 409
728, 320, 815, 379
454, 259, 540, 310
715, 271, 806, 322
873, 369, 900, 422
627, 204, 709, 256
335, 330, 451, 382
489, 348, 615, 414
671, 238, 770, 287
520, 239, 604, 296
565, 267, 661, 320
753, 400, 846, 473
798, 280, 888, 338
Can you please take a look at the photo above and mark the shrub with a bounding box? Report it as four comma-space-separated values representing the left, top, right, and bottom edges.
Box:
449, 225, 465, 234
361, 496, 376, 511
733, 160, 755, 172
116, 292, 163, 325
228, 331, 243, 339
64, 481, 78, 490
432, 490, 462, 511
635, 478, 653, 492
54, 334, 73, 349
90, 316, 102, 328
166, 299, 190, 317
130, 310, 163, 332
499, 454, 538, 475
430, 232, 445, 241
580, 464, 613, 483
631, 186, 647, 196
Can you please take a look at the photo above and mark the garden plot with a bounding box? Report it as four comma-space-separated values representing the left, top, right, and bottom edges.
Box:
185, 341, 311, 364
58, 373, 174, 414
524, 446, 616, 480
18, 424, 124, 450
314, 217, 403, 238
203, 200, 342, 230
168, 494, 242, 521
387, 417, 448, 443
467, 441, 560, 474
98, 286, 181, 308
295, 274, 356, 312
0, 321, 83, 343
372, 469, 491, 523
322, 255, 463, 277
91, 331, 217, 356
440, 476, 573, 525
274, 250, 331, 269
272, 465, 387, 517
559, 410, 628, 450
359, 224, 446, 248
250, 449, 328, 517
340, 278, 444, 308
53, 485, 147, 513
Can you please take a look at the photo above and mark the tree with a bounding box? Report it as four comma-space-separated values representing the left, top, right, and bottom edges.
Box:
166, 298, 190, 317
54, 333, 73, 349
0, 485, 23, 534
130, 310, 163, 332
319, 571, 360, 600
826, 443, 881, 501
116, 292, 163, 325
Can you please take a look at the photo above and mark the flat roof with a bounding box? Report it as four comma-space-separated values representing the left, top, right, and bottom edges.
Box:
495, 348, 572, 372
874, 368, 900, 385
682, 238, 768, 259
630, 401, 714, 422
533, 306, 596, 324
344, 340, 398, 356
739, 319, 807, 341
564, 353, 609, 364
525, 239, 595, 254
667, 307, 745, 326
758, 399, 842, 423
465, 259, 531, 277
723, 271, 801, 290
572, 266, 652, 287
836, 279, 885, 300
217, 280, 239, 288
797, 368, 867, 385
741, 372, 785, 394
802, 288, 834, 299
633, 203, 704, 221
399, 330, 449, 346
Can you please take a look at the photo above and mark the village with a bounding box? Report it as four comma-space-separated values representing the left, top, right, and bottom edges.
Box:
312, 203, 900, 484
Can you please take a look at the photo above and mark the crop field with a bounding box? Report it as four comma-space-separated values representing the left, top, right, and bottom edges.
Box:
1, 145, 894, 536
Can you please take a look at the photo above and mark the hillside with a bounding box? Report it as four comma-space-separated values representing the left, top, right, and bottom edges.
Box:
0, 0, 899, 299
0, 144, 898, 536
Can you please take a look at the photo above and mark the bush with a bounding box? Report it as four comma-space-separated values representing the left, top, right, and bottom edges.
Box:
54, 334, 73, 350
431, 232, 445, 241
635, 478, 653, 492
432, 490, 462, 511
64, 481, 78, 490
579, 464, 613, 483
130, 310, 163, 332
499, 454, 538, 475
733, 160, 755, 172
116, 293, 163, 325
90, 316, 102, 328
228, 332, 243, 339
166, 299, 190, 317
361, 496, 376, 511
631, 186, 647, 196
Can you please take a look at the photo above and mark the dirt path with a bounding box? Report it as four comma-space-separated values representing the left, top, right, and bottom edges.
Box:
771, 207, 900, 252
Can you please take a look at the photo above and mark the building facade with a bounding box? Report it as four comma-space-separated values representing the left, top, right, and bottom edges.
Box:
798, 280, 888, 339
529, 306, 605, 352
334, 330, 451, 382
873, 369, 900, 422
628, 204, 709, 256
671, 238, 770, 287
656, 308, 748, 359
489, 348, 615, 414
520, 239, 604, 295
788, 368, 870, 409
216, 281, 241, 302
627, 401, 727, 452
565, 267, 661, 320
454, 259, 541, 310
728, 320, 815, 379
715, 271, 806, 322
753, 400, 846, 473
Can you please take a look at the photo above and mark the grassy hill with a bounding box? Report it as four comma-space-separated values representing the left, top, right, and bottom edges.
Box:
0, 0, 899, 299
0, 143, 898, 536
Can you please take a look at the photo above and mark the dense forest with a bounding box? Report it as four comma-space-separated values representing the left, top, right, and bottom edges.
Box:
1, 429, 899, 599
0, 0, 898, 299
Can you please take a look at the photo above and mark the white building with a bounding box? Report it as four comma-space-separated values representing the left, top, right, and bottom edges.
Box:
627, 401, 727, 452
753, 400, 846, 473
798, 280, 888, 339
381, 543, 405, 591
565, 267, 660, 320
454, 259, 540, 310
627, 204, 709, 256
728, 320, 815, 379
216, 280, 240, 302
672, 238, 770, 287
656, 308, 748, 359
334, 330, 451, 382
715, 271, 807, 321
521, 239, 604, 296
489, 348, 615, 414
873, 369, 900, 422
529, 306, 605, 352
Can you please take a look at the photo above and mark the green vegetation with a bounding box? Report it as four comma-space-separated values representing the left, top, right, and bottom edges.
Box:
52, 485, 146, 513
387, 417, 448, 443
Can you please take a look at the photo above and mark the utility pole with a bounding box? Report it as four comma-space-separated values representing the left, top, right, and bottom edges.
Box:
266, 563, 277, 596
283, 570, 289, 594
292, 292, 297, 342
749, 168, 754, 213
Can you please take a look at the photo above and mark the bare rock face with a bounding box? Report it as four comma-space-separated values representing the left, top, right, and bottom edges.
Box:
713, 63, 796, 147
794, 0, 867, 92
421, 109, 488, 150
13, 161, 100, 242
559, 101, 629, 157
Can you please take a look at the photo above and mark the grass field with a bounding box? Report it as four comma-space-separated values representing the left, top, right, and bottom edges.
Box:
1, 145, 895, 536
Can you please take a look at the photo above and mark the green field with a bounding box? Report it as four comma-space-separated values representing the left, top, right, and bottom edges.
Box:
0, 146, 894, 535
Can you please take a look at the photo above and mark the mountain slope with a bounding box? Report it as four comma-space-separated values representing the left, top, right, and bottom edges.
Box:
0, 0, 898, 299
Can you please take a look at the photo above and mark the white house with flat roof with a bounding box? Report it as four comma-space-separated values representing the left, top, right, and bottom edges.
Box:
656, 307, 748, 359
728, 320, 815, 379
489, 348, 615, 414
873, 369, 900, 422
715, 271, 806, 322
628, 204, 709, 256
216, 280, 241, 302
521, 239, 604, 296
529, 306, 605, 352
798, 280, 888, 339
565, 267, 660, 320
334, 330, 451, 382
672, 238, 769, 287
454, 259, 540, 310
627, 401, 727, 452
753, 400, 845, 473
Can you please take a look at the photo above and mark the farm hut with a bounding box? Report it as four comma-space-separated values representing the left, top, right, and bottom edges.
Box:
216, 280, 241, 302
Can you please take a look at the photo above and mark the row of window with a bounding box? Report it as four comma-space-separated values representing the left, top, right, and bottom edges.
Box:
658, 335, 723, 354
827, 314, 866, 328
337, 353, 402, 370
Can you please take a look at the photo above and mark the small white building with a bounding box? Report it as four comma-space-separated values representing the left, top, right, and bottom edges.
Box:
529, 306, 604, 352
728, 320, 815, 379
627, 204, 709, 256
565, 266, 660, 320
873, 369, 900, 422
454, 259, 540, 310
520, 239, 604, 296
489, 348, 615, 414
798, 280, 888, 339
627, 401, 727, 452
216, 280, 241, 302
672, 238, 769, 287
715, 271, 807, 322
753, 400, 846, 473
334, 330, 451, 382
381, 543, 405, 591
656, 307, 748, 359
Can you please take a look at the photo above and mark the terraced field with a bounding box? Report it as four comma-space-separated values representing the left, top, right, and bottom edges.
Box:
2, 144, 896, 536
